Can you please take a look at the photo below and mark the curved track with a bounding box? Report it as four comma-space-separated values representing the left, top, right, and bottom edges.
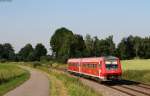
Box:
103, 80, 150, 96
61, 68, 150, 96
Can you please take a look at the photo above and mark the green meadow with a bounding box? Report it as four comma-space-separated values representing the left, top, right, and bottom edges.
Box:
121, 59, 150, 84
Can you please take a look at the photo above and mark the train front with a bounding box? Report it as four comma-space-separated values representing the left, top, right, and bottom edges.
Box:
103, 56, 122, 80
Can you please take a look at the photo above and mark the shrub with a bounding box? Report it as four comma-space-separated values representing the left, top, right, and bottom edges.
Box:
0, 59, 7, 63
32, 61, 42, 68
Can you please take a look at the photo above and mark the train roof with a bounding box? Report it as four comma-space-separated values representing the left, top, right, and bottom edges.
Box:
67, 56, 118, 63
103, 56, 118, 60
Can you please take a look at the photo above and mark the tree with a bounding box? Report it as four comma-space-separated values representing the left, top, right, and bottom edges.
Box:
50, 27, 75, 62
132, 36, 141, 58
18, 44, 34, 61
93, 36, 115, 56
0, 44, 3, 59
34, 43, 47, 61
117, 36, 135, 59
84, 34, 94, 57
2, 43, 15, 60
93, 36, 101, 56
70, 34, 86, 57
138, 37, 150, 59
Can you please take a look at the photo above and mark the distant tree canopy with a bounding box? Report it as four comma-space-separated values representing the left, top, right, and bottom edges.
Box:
50, 27, 116, 62
33, 43, 47, 61
0, 27, 150, 63
70, 34, 86, 58
18, 43, 47, 61
0, 43, 15, 61
50, 27, 150, 62
50, 27, 75, 62
18, 44, 34, 61
0, 43, 48, 62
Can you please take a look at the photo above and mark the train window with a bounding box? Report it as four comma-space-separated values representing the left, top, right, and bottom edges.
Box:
88, 64, 90, 68
89, 64, 91, 68
94, 64, 97, 68
87, 64, 89, 68
84, 64, 86, 68
69, 63, 72, 66
90, 64, 92, 68
83, 64, 85, 67
93, 64, 94, 68
91, 64, 93, 68
105, 60, 118, 70
83, 64, 86, 68
98, 64, 101, 68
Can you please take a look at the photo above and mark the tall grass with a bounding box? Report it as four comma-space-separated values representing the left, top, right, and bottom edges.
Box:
0, 64, 27, 84
38, 67, 68, 96
38, 66, 101, 96
0, 63, 30, 95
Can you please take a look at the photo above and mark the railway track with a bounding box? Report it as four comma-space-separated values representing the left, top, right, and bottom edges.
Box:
105, 84, 150, 96
103, 80, 150, 96
57, 68, 150, 96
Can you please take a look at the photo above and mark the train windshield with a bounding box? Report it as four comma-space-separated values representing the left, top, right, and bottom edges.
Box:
105, 60, 118, 70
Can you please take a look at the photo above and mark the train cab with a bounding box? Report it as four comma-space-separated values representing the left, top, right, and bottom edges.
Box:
102, 56, 122, 80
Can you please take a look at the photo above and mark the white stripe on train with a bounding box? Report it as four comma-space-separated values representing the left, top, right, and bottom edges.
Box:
67, 69, 106, 80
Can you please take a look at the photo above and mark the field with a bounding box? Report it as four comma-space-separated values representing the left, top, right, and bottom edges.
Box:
121, 59, 150, 84
0, 63, 30, 95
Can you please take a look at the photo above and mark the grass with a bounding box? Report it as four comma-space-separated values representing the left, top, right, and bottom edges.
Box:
0, 63, 30, 95
121, 59, 150, 84
121, 59, 150, 70
38, 67, 68, 96
37, 66, 101, 96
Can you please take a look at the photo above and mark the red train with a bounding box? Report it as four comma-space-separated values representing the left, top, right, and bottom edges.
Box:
67, 56, 122, 81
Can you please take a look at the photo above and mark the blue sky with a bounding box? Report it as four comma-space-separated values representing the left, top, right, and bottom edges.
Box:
0, 0, 150, 53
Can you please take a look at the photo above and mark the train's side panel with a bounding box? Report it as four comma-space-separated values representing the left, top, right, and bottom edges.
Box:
99, 59, 105, 78
68, 59, 80, 73
80, 58, 101, 78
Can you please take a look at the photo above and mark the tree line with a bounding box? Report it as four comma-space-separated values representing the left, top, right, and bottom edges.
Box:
0, 43, 48, 62
0, 27, 150, 63
50, 27, 150, 62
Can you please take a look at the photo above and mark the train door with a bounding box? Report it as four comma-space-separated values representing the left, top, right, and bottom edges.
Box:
98, 61, 102, 77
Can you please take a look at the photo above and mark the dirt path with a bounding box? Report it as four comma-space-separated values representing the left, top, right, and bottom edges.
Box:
4, 66, 49, 96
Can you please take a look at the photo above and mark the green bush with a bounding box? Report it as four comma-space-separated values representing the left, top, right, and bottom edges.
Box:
32, 61, 42, 68
0, 59, 7, 63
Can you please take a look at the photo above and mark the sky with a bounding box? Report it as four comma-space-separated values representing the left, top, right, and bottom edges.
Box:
0, 0, 150, 53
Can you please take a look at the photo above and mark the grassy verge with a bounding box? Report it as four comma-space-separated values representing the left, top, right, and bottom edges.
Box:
121, 59, 150, 84
38, 66, 101, 96
0, 63, 30, 95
